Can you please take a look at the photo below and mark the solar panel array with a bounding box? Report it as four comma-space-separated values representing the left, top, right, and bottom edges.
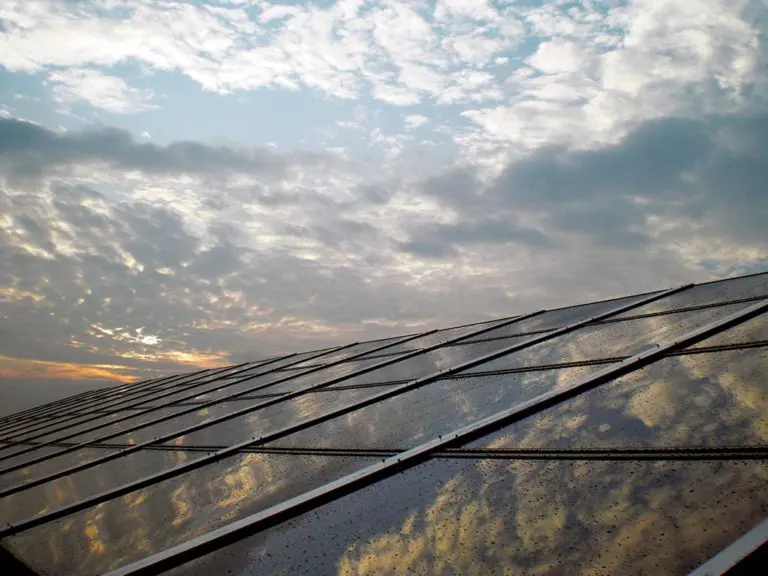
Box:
1, 272, 767, 575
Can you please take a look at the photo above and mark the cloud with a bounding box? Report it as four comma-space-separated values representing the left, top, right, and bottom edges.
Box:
0, 0, 766, 389
0, 0, 520, 107
0, 117, 289, 180
408, 114, 768, 258
48, 68, 157, 114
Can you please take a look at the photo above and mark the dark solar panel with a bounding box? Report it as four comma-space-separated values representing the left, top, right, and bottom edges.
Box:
0, 271, 766, 576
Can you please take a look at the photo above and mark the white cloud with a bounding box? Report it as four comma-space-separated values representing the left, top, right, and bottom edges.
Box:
0, 0, 524, 109
404, 114, 428, 130
48, 68, 156, 114
461, 0, 765, 154
527, 39, 587, 75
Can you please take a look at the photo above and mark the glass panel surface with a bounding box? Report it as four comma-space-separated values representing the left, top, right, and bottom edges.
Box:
468, 348, 768, 451
0, 448, 185, 526
11, 410, 134, 445
0, 446, 90, 491
101, 401, 252, 446
3, 453, 379, 576
64, 405, 191, 445
160, 458, 768, 576
613, 273, 768, 318
286, 337, 406, 369
163, 386, 400, 447
193, 355, 405, 402
269, 367, 595, 450
689, 311, 768, 348
355, 320, 505, 356
316, 335, 560, 391
461, 302, 748, 375
77, 360, 296, 415
460, 292, 656, 342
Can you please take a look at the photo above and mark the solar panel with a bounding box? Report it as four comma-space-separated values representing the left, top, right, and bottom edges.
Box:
1, 272, 766, 575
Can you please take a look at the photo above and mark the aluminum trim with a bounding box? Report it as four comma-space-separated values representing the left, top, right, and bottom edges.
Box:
688, 517, 768, 576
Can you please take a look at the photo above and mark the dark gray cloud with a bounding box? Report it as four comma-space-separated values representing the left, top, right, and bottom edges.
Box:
409, 114, 768, 253
400, 218, 552, 258
0, 118, 289, 180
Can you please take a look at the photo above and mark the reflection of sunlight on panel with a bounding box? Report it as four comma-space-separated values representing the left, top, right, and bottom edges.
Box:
84, 524, 104, 554
218, 454, 271, 517
170, 484, 192, 528
472, 348, 768, 452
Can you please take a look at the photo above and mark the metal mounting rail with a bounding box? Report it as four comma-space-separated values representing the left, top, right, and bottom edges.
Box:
0, 283, 689, 532
3, 438, 767, 462
0, 346, 337, 471
102, 297, 768, 576
0, 362, 249, 443
688, 517, 768, 576
0, 366, 220, 439
120, 444, 768, 461
0, 311, 536, 505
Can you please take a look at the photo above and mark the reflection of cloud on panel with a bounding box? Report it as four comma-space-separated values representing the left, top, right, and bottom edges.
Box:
336, 459, 768, 575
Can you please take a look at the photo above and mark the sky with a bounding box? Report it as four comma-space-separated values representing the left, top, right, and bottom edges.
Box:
0, 0, 767, 406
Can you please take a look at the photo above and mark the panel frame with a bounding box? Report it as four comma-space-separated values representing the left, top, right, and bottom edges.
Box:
688, 517, 768, 576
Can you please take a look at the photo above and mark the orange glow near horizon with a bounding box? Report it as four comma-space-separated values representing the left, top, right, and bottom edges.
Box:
0, 348, 231, 384
0, 355, 137, 383
117, 349, 229, 368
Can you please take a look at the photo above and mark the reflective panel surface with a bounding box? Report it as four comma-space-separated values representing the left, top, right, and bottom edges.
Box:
2, 273, 767, 576
460, 291, 657, 342
464, 302, 749, 374
3, 453, 379, 576
613, 273, 768, 318
269, 366, 594, 450
164, 384, 401, 447
468, 348, 768, 451
0, 448, 188, 526
162, 458, 768, 576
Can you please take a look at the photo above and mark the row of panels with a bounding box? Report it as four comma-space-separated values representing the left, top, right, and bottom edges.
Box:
1, 273, 767, 575
3, 293, 765, 476
2, 272, 765, 436
1, 338, 767, 574
1, 276, 764, 451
